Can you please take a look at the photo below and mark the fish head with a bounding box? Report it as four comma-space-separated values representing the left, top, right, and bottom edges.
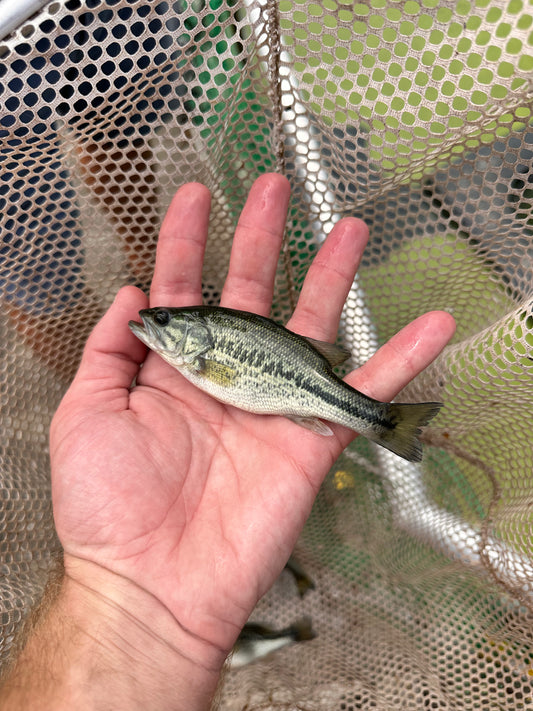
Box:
128, 307, 212, 366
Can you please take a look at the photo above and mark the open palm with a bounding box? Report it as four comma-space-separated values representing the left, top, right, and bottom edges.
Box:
50, 174, 455, 660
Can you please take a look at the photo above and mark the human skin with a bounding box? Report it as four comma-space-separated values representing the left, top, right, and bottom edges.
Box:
0, 174, 456, 710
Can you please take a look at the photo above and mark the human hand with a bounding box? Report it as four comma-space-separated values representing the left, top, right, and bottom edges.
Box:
49, 174, 455, 678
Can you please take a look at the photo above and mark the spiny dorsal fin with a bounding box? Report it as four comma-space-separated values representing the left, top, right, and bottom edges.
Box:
301, 336, 351, 367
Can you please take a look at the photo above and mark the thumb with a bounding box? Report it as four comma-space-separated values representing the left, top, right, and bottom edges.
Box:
68, 286, 148, 403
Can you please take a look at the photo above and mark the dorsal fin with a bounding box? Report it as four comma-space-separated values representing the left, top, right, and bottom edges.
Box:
301, 336, 351, 367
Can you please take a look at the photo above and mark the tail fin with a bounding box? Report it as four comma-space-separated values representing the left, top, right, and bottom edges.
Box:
288, 616, 316, 643
375, 401, 442, 463
285, 555, 316, 598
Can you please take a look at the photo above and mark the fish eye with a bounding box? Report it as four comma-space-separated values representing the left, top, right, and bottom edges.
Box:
154, 309, 171, 326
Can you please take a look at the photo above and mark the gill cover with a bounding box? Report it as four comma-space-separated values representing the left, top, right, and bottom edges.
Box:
140, 308, 238, 385
140, 308, 214, 364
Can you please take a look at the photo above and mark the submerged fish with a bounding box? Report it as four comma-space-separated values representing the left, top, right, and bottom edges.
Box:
285, 555, 315, 598
129, 306, 441, 462
229, 617, 316, 668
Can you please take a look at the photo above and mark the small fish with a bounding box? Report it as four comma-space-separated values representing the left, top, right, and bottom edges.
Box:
129, 306, 442, 462
229, 617, 316, 668
285, 555, 315, 598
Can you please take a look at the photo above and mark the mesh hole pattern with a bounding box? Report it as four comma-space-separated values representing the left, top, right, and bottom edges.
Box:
1, 0, 532, 708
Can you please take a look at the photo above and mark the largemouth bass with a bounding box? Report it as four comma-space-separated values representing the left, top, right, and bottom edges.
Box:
129, 306, 441, 462
285, 554, 315, 598
229, 617, 316, 668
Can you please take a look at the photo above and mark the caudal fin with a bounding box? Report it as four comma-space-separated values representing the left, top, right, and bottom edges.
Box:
288, 616, 316, 643
375, 401, 442, 462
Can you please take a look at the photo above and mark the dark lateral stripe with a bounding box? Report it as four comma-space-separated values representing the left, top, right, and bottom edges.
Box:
303, 379, 393, 429
210, 337, 393, 432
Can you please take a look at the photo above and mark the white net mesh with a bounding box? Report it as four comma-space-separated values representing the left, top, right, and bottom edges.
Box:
1, 0, 533, 708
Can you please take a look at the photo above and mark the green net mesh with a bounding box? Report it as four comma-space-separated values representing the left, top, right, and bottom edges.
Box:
1, 0, 533, 707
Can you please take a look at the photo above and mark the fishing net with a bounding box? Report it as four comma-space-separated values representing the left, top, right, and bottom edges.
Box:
1, 0, 532, 707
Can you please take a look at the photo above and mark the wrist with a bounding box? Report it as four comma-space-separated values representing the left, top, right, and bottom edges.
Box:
64, 556, 226, 709
1, 556, 225, 711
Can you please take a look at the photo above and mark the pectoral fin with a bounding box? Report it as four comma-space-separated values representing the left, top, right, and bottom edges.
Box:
286, 415, 334, 436
200, 359, 238, 386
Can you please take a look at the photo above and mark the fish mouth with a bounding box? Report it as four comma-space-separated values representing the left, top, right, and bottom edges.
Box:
128, 315, 155, 348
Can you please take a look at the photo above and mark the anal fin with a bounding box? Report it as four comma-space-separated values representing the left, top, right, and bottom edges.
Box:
286, 415, 334, 436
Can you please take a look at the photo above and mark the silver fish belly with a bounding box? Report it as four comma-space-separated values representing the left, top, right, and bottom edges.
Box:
229, 617, 316, 668
129, 306, 442, 462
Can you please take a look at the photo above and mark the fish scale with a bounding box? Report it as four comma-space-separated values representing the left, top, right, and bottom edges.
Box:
129, 305, 442, 462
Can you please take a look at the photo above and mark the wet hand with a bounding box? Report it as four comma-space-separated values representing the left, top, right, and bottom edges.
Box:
50, 174, 455, 669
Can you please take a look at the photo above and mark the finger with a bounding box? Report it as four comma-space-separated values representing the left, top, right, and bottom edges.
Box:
69, 286, 148, 402
348, 310, 456, 401
220, 173, 290, 315
286, 217, 369, 341
150, 183, 211, 307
